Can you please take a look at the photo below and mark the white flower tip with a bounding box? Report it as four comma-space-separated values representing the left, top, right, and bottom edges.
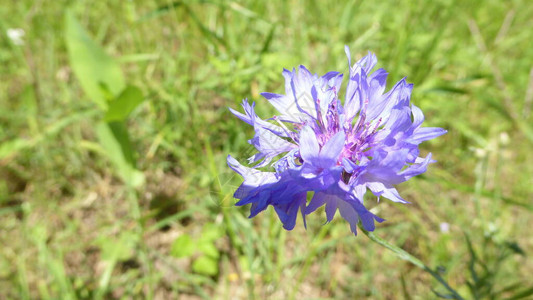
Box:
499, 132, 510, 145
7, 28, 25, 45
440, 222, 450, 233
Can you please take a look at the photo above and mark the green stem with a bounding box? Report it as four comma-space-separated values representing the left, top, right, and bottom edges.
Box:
360, 226, 464, 300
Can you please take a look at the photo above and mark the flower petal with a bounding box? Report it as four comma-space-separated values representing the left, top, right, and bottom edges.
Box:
299, 126, 320, 162
338, 199, 360, 235
408, 127, 447, 145
317, 130, 346, 168
306, 192, 327, 214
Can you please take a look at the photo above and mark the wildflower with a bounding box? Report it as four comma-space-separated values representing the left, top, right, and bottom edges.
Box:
440, 222, 450, 233
227, 46, 446, 235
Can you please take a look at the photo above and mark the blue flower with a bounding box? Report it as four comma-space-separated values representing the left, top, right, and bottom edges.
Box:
227, 46, 446, 235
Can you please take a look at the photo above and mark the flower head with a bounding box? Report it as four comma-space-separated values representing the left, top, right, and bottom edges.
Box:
227, 46, 446, 235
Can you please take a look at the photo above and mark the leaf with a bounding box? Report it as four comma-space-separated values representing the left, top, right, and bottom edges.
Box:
464, 233, 480, 286
504, 241, 525, 256
259, 24, 276, 56
424, 86, 468, 95
105, 85, 145, 122
108, 122, 136, 166
200, 223, 222, 242
170, 234, 195, 258
65, 10, 125, 109
95, 122, 144, 187
192, 256, 218, 276
197, 241, 219, 259
238, 255, 250, 273
433, 289, 459, 299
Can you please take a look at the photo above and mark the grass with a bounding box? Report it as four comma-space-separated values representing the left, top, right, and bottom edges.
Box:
1, 0, 532, 299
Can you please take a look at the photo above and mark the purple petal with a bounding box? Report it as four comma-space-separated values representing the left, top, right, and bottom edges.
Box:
274, 195, 306, 230
227, 155, 278, 199
306, 192, 327, 214
338, 199, 360, 235
317, 130, 346, 167
344, 45, 352, 67
367, 68, 388, 103
249, 124, 295, 167
325, 199, 337, 222
399, 153, 434, 180
367, 182, 409, 203
299, 126, 320, 162
408, 127, 447, 145
411, 104, 425, 128
350, 200, 385, 232
342, 157, 357, 173
368, 78, 411, 122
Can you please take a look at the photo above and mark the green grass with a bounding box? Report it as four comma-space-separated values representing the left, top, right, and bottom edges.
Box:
1, 0, 533, 299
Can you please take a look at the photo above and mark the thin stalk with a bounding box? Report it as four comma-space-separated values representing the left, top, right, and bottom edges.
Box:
360, 226, 464, 300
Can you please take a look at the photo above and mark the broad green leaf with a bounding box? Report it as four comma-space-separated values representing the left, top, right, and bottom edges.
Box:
108, 122, 135, 166
200, 223, 222, 242
65, 10, 125, 109
95, 122, 144, 187
170, 234, 195, 258
95, 121, 129, 168
238, 255, 250, 273
105, 85, 145, 122
197, 240, 219, 259
192, 256, 218, 276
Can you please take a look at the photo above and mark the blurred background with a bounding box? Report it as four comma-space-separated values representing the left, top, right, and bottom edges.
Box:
1, 0, 532, 299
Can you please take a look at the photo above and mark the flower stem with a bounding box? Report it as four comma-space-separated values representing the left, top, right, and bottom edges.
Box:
359, 225, 464, 300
